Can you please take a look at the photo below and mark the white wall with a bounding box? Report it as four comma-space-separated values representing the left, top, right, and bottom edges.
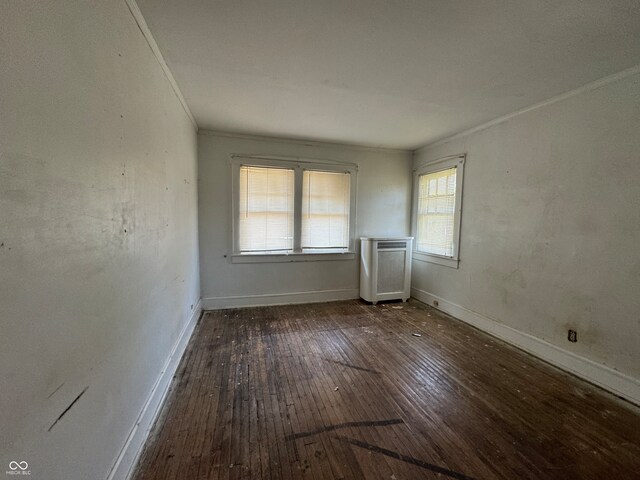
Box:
198, 132, 412, 308
412, 70, 640, 402
0, 2, 200, 479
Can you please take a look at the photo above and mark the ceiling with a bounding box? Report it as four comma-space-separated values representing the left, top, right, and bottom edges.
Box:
136, 0, 640, 150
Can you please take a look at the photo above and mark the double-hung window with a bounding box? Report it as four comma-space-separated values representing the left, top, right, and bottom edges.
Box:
412, 155, 465, 268
231, 156, 357, 262
238, 165, 295, 253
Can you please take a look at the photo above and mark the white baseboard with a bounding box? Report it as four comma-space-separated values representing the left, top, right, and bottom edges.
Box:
203, 288, 359, 310
411, 288, 640, 406
106, 299, 203, 480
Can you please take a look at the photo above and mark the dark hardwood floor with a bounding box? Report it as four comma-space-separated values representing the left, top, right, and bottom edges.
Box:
133, 300, 640, 480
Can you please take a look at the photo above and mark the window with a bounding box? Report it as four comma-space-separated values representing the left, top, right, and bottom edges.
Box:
238, 166, 294, 253
416, 167, 457, 256
302, 170, 350, 251
231, 156, 357, 262
412, 155, 465, 268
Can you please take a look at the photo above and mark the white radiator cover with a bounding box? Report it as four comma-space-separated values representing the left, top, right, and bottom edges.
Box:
360, 237, 413, 304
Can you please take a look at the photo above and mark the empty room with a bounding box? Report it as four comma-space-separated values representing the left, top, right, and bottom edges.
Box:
2, 1, 640, 479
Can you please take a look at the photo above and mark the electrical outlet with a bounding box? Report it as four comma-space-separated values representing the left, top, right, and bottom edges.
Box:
568, 329, 577, 343
433, 300, 439, 307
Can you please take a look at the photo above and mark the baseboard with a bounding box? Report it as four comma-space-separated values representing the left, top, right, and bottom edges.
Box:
411, 288, 640, 406
203, 288, 359, 310
106, 299, 203, 480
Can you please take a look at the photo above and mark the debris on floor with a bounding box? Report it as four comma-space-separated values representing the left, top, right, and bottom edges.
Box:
391, 306, 403, 309
412, 333, 422, 337
334, 386, 339, 391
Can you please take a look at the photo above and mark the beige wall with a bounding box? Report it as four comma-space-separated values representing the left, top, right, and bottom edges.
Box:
412, 71, 640, 397
198, 132, 413, 308
0, 1, 200, 479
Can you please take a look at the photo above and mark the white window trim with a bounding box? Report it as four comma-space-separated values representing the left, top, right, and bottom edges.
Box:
230, 154, 358, 263
411, 154, 465, 269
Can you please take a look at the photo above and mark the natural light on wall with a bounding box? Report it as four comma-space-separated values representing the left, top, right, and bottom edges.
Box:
239, 166, 294, 252
416, 167, 457, 257
302, 170, 350, 251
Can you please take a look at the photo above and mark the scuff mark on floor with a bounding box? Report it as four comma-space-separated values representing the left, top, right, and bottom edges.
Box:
323, 358, 380, 374
286, 418, 403, 441
335, 435, 477, 480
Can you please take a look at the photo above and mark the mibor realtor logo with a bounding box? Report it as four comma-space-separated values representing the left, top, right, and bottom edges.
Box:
6, 461, 30, 476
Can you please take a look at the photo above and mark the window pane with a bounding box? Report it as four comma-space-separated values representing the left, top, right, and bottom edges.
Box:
416, 167, 456, 256
301, 170, 350, 250
239, 166, 294, 252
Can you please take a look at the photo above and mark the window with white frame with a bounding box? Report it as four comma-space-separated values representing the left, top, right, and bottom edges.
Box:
238, 166, 295, 253
301, 170, 351, 251
413, 155, 465, 268
231, 156, 357, 261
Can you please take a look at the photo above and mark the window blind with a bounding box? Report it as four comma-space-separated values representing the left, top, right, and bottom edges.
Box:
301, 170, 350, 251
238, 166, 294, 252
416, 167, 457, 256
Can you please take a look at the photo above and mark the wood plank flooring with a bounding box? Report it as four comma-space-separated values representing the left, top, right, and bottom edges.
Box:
133, 300, 640, 480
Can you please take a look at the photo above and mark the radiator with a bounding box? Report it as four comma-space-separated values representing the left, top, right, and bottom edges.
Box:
360, 237, 413, 304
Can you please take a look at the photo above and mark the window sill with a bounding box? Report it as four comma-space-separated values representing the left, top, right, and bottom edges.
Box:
413, 252, 459, 269
230, 251, 356, 264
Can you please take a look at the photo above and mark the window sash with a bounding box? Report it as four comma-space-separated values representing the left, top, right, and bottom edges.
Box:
416, 167, 457, 257
238, 166, 295, 253
301, 170, 350, 251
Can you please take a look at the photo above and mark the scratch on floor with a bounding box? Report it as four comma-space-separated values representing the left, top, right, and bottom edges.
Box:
335, 435, 477, 480
323, 358, 381, 374
286, 418, 403, 441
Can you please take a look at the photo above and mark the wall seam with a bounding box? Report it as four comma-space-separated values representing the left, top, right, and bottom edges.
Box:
124, 0, 198, 129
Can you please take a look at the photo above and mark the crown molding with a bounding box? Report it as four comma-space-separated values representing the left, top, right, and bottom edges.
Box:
416, 63, 640, 153
198, 129, 412, 155
125, 0, 197, 129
